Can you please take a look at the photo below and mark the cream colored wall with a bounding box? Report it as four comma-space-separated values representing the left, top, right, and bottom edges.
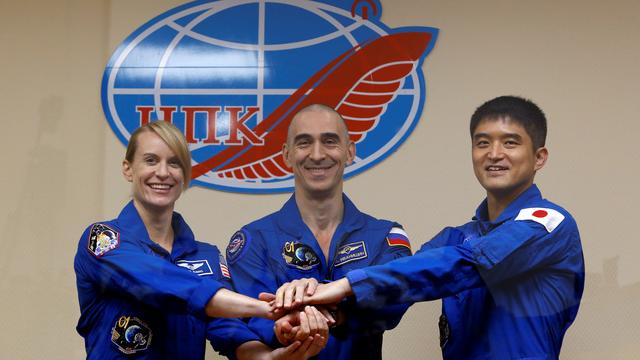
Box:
1, 0, 638, 358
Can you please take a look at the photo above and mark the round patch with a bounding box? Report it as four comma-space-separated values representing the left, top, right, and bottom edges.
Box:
226, 230, 248, 264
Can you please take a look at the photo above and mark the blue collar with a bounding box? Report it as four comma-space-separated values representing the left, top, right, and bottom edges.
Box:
117, 201, 198, 257
473, 184, 543, 224
275, 193, 366, 237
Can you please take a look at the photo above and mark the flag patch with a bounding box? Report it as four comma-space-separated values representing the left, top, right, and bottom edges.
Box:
515, 207, 565, 233
218, 254, 231, 279
386, 227, 411, 250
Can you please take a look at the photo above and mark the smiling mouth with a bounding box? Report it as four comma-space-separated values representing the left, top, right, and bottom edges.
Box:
148, 183, 173, 190
304, 164, 335, 175
485, 165, 508, 173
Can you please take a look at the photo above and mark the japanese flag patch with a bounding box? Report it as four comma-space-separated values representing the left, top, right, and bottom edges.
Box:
88, 223, 119, 257
515, 208, 564, 233
386, 227, 412, 250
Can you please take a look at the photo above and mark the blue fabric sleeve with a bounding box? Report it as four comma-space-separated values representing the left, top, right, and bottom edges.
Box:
347, 218, 579, 308
74, 225, 223, 318
206, 245, 262, 358
467, 216, 580, 285
226, 229, 279, 347
337, 228, 412, 335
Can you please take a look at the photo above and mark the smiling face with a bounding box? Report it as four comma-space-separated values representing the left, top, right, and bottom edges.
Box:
122, 130, 184, 213
472, 116, 547, 203
283, 107, 355, 199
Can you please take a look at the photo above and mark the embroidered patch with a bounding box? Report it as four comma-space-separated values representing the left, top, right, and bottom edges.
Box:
88, 223, 119, 257
218, 253, 231, 279
334, 241, 368, 267
226, 230, 248, 264
386, 227, 412, 250
282, 241, 320, 271
515, 207, 565, 233
176, 259, 213, 276
111, 316, 152, 354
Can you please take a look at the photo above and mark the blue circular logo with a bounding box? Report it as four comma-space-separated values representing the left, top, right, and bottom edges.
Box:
102, 0, 438, 193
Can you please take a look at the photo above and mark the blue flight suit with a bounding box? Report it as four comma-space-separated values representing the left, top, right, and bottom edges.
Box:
227, 194, 412, 360
347, 185, 585, 359
74, 201, 259, 359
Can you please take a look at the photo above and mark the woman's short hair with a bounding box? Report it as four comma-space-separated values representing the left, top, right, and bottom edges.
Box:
125, 121, 192, 190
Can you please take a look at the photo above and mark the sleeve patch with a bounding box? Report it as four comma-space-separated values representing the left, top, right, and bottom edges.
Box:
226, 230, 250, 264
514, 207, 565, 233
218, 253, 231, 279
386, 226, 412, 250
87, 223, 120, 257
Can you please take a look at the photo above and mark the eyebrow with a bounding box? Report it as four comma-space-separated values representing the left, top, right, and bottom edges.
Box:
473, 132, 523, 141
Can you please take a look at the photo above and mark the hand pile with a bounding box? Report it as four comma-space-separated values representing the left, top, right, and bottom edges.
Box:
258, 278, 352, 358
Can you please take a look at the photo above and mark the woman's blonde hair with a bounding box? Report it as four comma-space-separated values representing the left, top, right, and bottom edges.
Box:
125, 121, 192, 190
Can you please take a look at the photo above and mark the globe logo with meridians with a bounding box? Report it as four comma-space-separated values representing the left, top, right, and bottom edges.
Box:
101, 0, 438, 193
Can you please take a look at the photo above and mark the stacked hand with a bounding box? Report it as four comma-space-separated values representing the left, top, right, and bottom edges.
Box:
252, 278, 353, 359
262, 277, 353, 311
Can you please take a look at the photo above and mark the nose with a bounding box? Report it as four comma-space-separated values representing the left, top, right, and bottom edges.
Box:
156, 161, 169, 178
487, 143, 504, 161
309, 142, 325, 161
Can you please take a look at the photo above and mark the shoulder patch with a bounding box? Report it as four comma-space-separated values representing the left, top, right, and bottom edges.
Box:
218, 253, 231, 279
226, 230, 249, 264
386, 226, 412, 250
88, 223, 119, 257
514, 208, 565, 233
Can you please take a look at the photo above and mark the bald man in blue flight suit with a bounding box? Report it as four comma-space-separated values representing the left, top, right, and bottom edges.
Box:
279, 96, 585, 359
227, 104, 412, 359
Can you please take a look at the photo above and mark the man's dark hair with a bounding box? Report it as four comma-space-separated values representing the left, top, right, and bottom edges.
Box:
470, 96, 547, 149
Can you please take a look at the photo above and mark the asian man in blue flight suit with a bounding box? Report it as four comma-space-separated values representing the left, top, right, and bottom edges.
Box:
276, 96, 585, 359
226, 104, 413, 359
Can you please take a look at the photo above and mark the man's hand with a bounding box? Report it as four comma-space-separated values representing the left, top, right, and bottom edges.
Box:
273, 278, 319, 310
306, 278, 353, 305
236, 336, 326, 360
274, 306, 329, 346
269, 335, 327, 360
264, 278, 354, 312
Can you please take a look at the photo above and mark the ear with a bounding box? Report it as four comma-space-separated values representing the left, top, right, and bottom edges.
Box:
534, 147, 548, 171
282, 143, 292, 168
346, 140, 356, 166
122, 160, 133, 182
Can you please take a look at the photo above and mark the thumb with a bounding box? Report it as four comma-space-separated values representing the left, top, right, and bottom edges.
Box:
259, 292, 276, 302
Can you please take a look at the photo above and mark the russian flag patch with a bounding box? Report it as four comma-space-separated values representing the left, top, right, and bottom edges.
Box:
386, 227, 411, 250
514, 207, 565, 233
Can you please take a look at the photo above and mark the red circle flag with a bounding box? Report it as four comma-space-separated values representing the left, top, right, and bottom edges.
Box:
532, 210, 548, 218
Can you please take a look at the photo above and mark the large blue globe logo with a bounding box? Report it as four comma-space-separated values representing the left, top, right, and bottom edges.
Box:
102, 0, 438, 193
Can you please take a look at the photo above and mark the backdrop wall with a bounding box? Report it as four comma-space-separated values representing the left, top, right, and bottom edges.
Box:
1, 0, 638, 358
